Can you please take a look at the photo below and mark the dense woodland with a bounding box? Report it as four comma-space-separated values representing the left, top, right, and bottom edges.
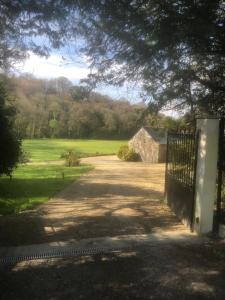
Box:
9, 75, 144, 139
4, 75, 182, 140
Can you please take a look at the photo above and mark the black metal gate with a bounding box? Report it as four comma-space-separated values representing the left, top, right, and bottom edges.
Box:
165, 131, 198, 229
215, 118, 225, 230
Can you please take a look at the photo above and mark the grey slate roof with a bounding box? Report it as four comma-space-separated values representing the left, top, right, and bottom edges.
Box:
143, 127, 167, 144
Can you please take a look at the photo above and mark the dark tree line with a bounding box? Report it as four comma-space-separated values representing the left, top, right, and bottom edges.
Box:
9, 75, 184, 140
10, 75, 146, 139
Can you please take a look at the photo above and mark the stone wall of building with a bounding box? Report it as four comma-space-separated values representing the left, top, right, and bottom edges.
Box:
129, 128, 160, 163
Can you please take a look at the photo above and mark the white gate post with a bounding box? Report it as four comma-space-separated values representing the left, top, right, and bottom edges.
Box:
194, 119, 219, 234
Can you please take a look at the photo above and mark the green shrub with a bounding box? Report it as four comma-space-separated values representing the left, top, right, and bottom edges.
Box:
117, 145, 129, 160
124, 148, 140, 161
61, 150, 80, 166
18, 150, 31, 164
60, 150, 68, 159
117, 145, 139, 161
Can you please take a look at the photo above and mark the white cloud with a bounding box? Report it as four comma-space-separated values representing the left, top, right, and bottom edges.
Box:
14, 52, 142, 102
15, 52, 90, 82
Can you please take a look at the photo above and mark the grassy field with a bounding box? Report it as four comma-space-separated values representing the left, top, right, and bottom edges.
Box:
0, 164, 93, 215
0, 139, 126, 215
23, 139, 126, 162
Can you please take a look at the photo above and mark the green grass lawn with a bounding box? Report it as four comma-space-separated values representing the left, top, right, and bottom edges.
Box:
0, 139, 126, 215
0, 164, 93, 215
23, 139, 127, 162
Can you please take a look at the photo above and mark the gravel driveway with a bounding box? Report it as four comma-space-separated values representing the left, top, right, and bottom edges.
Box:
1, 156, 225, 299
0, 156, 187, 246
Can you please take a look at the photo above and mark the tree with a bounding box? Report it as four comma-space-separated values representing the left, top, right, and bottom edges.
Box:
2, 1, 225, 115
72, 1, 225, 115
0, 1, 73, 174
0, 80, 21, 176
70, 85, 90, 102
0, 1, 73, 71
9, 75, 145, 139
49, 118, 59, 137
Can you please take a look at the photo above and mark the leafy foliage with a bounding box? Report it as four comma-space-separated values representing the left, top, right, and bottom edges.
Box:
117, 145, 139, 162
72, 1, 225, 116
2, 1, 225, 115
11, 75, 145, 139
61, 150, 80, 166
124, 149, 140, 162
70, 85, 90, 102
0, 1, 74, 71
0, 80, 21, 176
18, 150, 31, 164
10, 75, 186, 139
117, 145, 129, 160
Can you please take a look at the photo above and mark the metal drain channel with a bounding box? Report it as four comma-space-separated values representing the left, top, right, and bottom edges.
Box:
0, 246, 129, 266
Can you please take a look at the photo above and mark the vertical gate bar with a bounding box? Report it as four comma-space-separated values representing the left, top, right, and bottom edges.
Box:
172, 135, 175, 176
183, 133, 185, 185
184, 134, 188, 187
187, 134, 192, 186
178, 133, 181, 182
190, 135, 193, 186
170, 134, 173, 175
214, 118, 225, 233
184, 134, 187, 185
186, 134, 189, 186
181, 133, 184, 183
189, 134, 193, 186
169, 134, 172, 174
192, 134, 195, 184
182, 133, 185, 185
192, 134, 195, 183
164, 132, 170, 199
179, 133, 182, 182
175, 134, 177, 177
170, 134, 173, 174
189, 133, 193, 186
176, 134, 178, 180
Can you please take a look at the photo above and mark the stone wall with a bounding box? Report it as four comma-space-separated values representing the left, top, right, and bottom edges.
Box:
129, 128, 161, 163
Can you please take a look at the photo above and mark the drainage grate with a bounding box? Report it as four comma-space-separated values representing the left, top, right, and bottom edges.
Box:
0, 246, 129, 266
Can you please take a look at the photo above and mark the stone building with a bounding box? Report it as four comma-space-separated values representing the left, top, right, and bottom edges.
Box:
129, 127, 167, 163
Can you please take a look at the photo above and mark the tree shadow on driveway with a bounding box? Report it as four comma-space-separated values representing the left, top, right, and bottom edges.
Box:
1, 242, 225, 300
0, 181, 182, 246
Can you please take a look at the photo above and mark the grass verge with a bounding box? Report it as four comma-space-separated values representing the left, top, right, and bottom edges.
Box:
0, 139, 125, 215
0, 164, 93, 215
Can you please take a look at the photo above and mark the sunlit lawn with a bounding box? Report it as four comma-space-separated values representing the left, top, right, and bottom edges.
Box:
23, 139, 127, 162
0, 164, 93, 215
0, 139, 126, 215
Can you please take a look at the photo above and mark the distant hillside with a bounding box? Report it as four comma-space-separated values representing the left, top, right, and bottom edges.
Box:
8, 75, 146, 139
